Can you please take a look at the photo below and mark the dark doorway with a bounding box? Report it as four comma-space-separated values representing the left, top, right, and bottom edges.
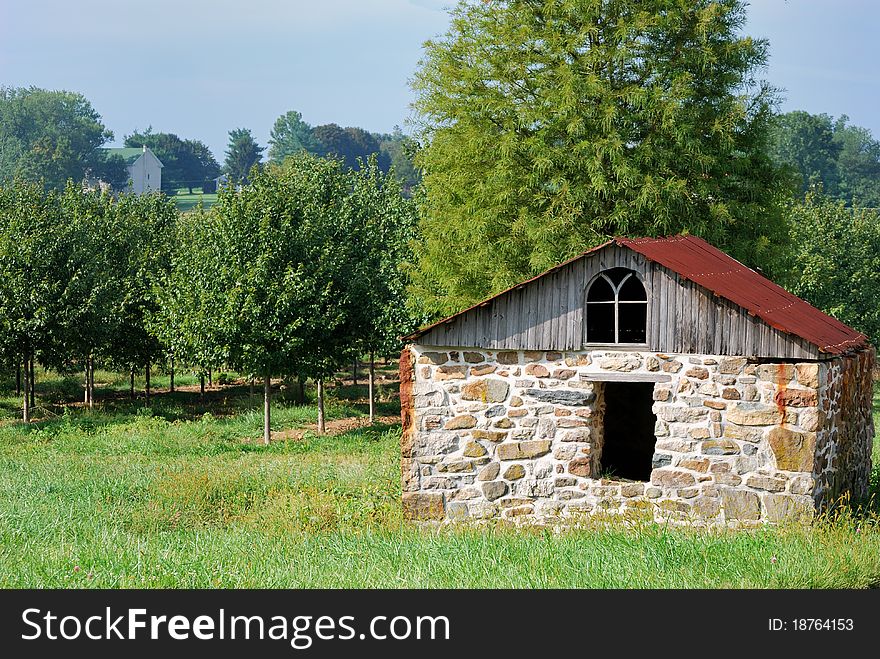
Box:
600, 382, 657, 481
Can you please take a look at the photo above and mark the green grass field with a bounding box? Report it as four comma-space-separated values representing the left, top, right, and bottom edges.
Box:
0, 368, 878, 588
171, 187, 218, 212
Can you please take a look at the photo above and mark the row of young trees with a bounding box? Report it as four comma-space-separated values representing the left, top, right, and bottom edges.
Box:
0, 154, 419, 441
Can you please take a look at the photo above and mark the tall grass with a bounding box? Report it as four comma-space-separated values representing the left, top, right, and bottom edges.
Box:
0, 372, 877, 588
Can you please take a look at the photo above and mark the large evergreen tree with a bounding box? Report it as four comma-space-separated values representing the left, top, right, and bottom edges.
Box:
411, 0, 789, 314
223, 128, 264, 184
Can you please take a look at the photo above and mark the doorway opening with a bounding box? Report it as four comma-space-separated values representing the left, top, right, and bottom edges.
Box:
600, 381, 658, 481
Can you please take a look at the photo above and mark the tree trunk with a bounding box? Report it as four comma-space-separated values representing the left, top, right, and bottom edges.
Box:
84, 363, 90, 405
200, 373, 205, 398
29, 358, 35, 409
298, 376, 305, 405
22, 351, 30, 423
208, 368, 213, 387
352, 358, 358, 387
145, 363, 151, 403
88, 356, 95, 408
170, 357, 175, 393
15, 361, 21, 397
249, 376, 255, 398
130, 370, 135, 399
263, 373, 271, 445
317, 378, 326, 433
369, 350, 376, 424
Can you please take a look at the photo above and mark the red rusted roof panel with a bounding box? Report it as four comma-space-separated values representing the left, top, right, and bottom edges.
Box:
617, 235, 868, 354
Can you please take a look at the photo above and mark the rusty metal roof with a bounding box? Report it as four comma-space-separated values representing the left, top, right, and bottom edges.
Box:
617, 235, 868, 355
406, 234, 869, 355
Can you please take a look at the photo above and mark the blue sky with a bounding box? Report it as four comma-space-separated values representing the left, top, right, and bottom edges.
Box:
1, 1, 878, 160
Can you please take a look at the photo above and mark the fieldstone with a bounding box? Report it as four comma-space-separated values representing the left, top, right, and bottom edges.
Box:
718, 357, 747, 375
743, 385, 760, 401
496, 351, 520, 364
435, 365, 468, 381
723, 423, 764, 443
417, 352, 448, 365
795, 363, 820, 388
726, 402, 782, 426
651, 452, 672, 468
484, 404, 506, 417
745, 474, 786, 492
701, 439, 740, 455
774, 388, 818, 408
509, 409, 528, 418
472, 429, 508, 442
653, 388, 672, 402
656, 406, 708, 423
537, 418, 556, 439
554, 408, 572, 416
524, 389, 595, 405
763, 493, 814, 523
510, 396, 523, 407
438, 459, 474, 473
477, 462, 500, 481
556, 419, 588, 428
721, 387, 741, 400
450, 487, 481, 501
646, 356, 660, 372
481, 481, 508, 501
620, 483, 645, 497
493, 418, 514, 429
767, 427, 815, 472
461, 379, 510, 403
402, 492, 445, 520
757, 364, 795, 383
446, 501, 469, 520
720, 488, 760, 521
693, 496, 721, 519
471, 364, 497, 376
503, 464, 526, 480
553, 445, 577, 461
661, 360, 683, 373
599, 354, 641, 371
497, 440, 552, 460
444, 414, 477, 430
678, 458, 709, 472
686, 367, 709, 380
462, 441, 487, 458
524, 351, 544, 362
689, 427, 711, 439
654, 439, 696, 452
525, 363, 550, 377
463, 351, 484, 363
568, 457, 592, 478
704, 400, 727, 410
555, 477, 578, 487
545, 351, 562, 362
798, 408, 824, 432
553, 369, 576, 380
646, 487, 662, 499
789, 475, 815, 496
651, 469, 697, 488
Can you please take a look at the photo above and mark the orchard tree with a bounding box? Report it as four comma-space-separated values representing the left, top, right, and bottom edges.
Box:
164, 154, 362, 443
0, 181, 70, 420
412, 0, 790, 314
223, 128, 264, 184
345, 158, 420, 421
0, 87, 114, 189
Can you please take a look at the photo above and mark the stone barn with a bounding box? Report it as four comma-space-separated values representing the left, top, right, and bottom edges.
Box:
399, 235, 875, 526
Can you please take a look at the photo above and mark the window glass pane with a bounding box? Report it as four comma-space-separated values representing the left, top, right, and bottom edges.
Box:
618, 302, 647, 343
619, 274, 646, 301
587, 276, 614, 302
604, 267, 631, 287
586, 303, 615, 343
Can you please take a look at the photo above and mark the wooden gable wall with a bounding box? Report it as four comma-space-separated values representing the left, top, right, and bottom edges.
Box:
415, 244, 822, 359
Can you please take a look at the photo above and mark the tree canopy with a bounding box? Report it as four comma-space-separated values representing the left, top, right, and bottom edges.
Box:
125, 128, 220, 193
223, 128, 264, 183
0, 86, 114, 189
769, 111, 880, 207
411, 0, 790, 315
268, 110, 319, 164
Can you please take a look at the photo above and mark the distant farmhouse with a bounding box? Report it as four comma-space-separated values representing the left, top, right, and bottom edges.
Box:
101, 146, 163, 194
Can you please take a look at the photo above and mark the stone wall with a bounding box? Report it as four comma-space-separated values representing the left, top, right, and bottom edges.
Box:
400, 345, 875, 526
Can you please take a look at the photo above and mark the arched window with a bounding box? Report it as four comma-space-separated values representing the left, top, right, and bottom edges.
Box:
586, 268, 647, 344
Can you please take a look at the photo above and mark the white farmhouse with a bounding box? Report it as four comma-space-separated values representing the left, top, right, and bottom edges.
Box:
102, 145, 164, 194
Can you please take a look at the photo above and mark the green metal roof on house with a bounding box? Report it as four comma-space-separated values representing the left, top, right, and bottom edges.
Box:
102, 147, 146, 165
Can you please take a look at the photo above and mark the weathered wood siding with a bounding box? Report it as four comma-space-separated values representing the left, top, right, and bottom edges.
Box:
416, 245, 822, 359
